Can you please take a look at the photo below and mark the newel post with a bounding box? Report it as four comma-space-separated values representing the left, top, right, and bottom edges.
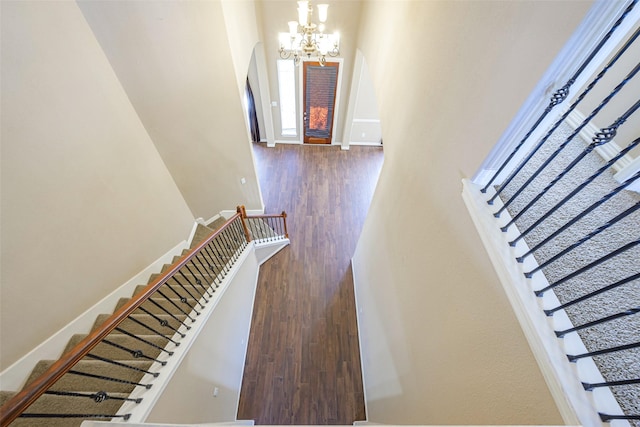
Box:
237, 205, 252, 242
282, 211, 289, 238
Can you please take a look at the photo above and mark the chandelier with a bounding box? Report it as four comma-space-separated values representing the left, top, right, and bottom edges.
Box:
278, 1, 340, 66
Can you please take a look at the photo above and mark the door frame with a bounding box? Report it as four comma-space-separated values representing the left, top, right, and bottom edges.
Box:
298, 57, 344, 145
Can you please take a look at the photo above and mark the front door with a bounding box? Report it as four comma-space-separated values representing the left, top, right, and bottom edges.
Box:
303, 61, 339, 144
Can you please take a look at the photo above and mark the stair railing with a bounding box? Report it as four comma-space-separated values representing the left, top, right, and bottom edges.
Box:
468, 1, 640, 424
0, 213, 251, 426
237, 205, 289, 243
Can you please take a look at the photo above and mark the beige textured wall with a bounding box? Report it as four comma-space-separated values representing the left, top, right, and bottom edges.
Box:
352, 0, 593, 424
78, 0, 264, 218
0, 1, 195, 370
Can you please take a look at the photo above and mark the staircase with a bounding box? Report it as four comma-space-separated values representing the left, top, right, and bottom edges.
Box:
0, 218, 242, 426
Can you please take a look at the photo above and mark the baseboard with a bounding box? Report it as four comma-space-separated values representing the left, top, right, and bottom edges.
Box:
350, 257, 369, 423
462, 179, 628, 427
219, 207, 265, 220
566, 109, 633, 173
0, 238, 190, 392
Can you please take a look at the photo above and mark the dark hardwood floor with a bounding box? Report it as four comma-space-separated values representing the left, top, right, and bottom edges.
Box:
237, 144, 384, 425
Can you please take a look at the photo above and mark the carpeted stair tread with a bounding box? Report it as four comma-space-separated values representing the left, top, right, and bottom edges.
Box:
91, 314, 187, 336
189, 224, 216, 250
1, 390, 128, 427
26, 359, 154, 393
115, 297, 196, 316
64, 333, 169, 360
132, 285, 205, 307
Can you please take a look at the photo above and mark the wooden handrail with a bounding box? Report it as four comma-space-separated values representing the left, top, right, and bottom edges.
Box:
0, 213, 243, 426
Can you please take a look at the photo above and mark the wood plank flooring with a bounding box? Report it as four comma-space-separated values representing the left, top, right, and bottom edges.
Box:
237, 144, 384, 425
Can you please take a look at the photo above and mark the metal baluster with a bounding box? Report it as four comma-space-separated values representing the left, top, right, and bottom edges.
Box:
584, 378, 640, 391
20, 413, 131, 420
494, 61, 640, 217
511, 138, 640, 248
143, 298, 192, 329
544, 272, 640, 316
44, 390, 142, 404
121, 312, 186, 340
150, 293, 196, 321
67, 370, 153, 390
211, 234, 230, 276
524, 201, 640, 278
555, 307, 640, 338
600, 413, 640, 422
135, 306, 187, 335
172, 275, 206, 308
112, 327, 176, 355
483, 0, 639, 197
220, 226, 238, 263
203, 242, 224, 285
568, 341, 640, 362
179, 264, 209, 303
232, 218, 248, 249
101, 339, 172, 364
500, 102, 640, 231
193, 253, 216, 294
535, 239, 640, 295
84, 353, 160, 378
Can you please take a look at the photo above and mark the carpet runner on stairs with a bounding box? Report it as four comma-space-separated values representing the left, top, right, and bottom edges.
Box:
0, 220, 233, 426
497, 122, 640, 424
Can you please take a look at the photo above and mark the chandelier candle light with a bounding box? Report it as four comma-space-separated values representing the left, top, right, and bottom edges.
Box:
279, 1, 340, 66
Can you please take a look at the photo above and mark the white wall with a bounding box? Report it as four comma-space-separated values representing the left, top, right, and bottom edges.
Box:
352, 0, 594, 424
77, 0, 264, 218
0, 1, 195, 371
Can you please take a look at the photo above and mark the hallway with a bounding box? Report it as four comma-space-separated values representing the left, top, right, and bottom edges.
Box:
237, 144, 384, 424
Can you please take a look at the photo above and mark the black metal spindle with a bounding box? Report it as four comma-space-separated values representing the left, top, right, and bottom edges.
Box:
535, 239, 640, 295
544, 272, 640, 315
555, 307, 640, 337
211, 232, 231, 273
20, 413, 131, 420
135, 306, 186, 336
203, 243, 224, 285
584, 378, 640, 391
186, 258, 213, 289
493, 62, 640, 218
568, 341, 640, 362
518, 170, 640, 261
600, 413, 640, 422
500, 105, 640, 232
201, 243, 223, 283
85, 353, 160, 377
67, 370, 152, 390
220, 227, 238, 262
483, 0, 639, 197
143, 299, 192, 329
101, 339, 171, 364
155, 289, 198, 319
44, 390, 142, 404
179, 264, 208, 302
525, 201, 640, 278
511, 138, 640, 249
172, 275, 206, 308
193, 253, 216, 295
233, 218, 249, 249
113, 327, 175, 355
122, 313, 185, 340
